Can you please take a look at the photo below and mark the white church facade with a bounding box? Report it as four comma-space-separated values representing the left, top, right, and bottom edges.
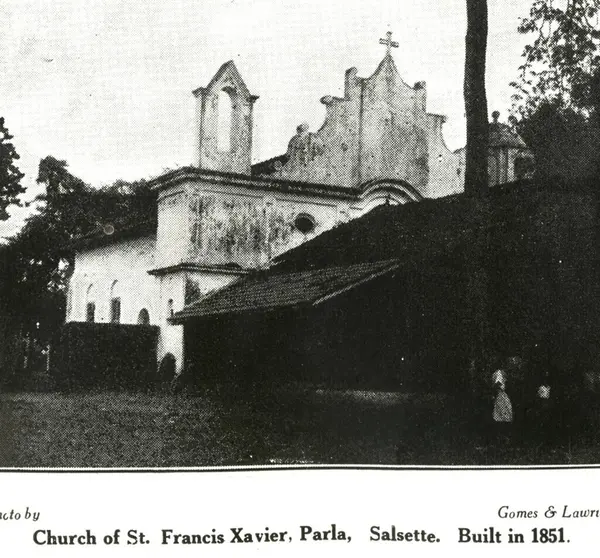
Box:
65, 42, 532, 374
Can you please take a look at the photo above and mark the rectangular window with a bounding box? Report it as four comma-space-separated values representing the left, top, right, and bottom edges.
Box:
86, 302, 95, 323
110, 297, 121, 324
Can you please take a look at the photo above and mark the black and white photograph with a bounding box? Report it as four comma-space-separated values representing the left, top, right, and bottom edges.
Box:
2, 0, 600, 469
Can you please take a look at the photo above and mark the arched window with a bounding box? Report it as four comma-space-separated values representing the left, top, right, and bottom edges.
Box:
217, 89, 233, 152
110, 280, 121, 324
137, 308, 150, 325
85, 284, 96, 323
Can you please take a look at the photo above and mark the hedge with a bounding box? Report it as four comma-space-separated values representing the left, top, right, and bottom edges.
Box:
51, 322, 159, 390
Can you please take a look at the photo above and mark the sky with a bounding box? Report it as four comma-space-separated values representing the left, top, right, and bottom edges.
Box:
1, 0, 535, 238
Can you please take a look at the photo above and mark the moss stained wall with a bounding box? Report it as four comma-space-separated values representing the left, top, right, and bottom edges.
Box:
186, 187, 340, 268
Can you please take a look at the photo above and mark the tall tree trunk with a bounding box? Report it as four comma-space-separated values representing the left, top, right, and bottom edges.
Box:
464, 0, 491, 393
464, 0, 489, 195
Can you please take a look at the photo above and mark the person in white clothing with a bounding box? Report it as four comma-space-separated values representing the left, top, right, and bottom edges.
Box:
492, 369, 513, 443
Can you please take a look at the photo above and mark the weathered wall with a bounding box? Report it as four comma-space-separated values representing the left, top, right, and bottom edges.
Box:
358, 61, 428, 189
276, 57, 432, 191
195, 62, 256, 174
185, 182, 342, 268
156, 173, 420, 274
277, 68, 360, 187
264, 56, 463, 199
426, 114, 462, 198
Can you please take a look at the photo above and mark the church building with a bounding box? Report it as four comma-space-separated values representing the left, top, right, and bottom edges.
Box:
65, 35, 532, 375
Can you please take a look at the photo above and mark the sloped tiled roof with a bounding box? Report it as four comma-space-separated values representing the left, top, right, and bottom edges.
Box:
172, 260, 400, 322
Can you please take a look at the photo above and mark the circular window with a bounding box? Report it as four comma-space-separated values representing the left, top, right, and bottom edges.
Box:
294, 213, 316, 234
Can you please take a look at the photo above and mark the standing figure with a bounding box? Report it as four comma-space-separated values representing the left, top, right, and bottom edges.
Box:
492, 369, 513, 444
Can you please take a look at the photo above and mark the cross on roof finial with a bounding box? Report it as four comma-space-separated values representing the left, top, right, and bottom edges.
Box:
379, 31, 399, 56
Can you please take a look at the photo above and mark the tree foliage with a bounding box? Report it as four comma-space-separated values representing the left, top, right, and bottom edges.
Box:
517, 99, 600, 179
512, 0, 600, 118
511, 0, 600, 180
0, 117, 26, 220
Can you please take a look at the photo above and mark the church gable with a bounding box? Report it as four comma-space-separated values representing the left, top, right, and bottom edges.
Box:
259, 37, 434, 194
359, 54, 429, 189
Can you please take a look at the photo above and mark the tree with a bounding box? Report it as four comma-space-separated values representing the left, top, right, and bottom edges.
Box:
463, 0, 492, 389
510, 0, 600, 180
512, 0, 600, 118
464, 0, 490, 195
517, 99, 600, 179
0, 117, 26, 220
509, 1, 600, 407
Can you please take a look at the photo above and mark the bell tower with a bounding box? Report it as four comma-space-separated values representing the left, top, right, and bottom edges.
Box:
193, 61, 259, 175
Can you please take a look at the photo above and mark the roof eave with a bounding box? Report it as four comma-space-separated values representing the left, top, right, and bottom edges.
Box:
171, 259, 401, 323
148, 166, 361, 200
148, 262, 250, 276
70, 220, 157, 251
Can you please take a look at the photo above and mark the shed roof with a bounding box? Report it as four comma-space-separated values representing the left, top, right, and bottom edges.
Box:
171, 259, 400, 322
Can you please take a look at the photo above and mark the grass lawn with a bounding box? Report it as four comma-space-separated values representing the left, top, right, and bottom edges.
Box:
0, 391, 245, 467
0, 389, 599, 467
